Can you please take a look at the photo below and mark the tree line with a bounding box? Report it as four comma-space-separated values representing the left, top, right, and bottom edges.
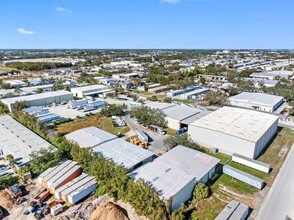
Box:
5, 62, 73, 71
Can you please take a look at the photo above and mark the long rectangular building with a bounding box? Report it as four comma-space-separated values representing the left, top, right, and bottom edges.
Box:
0, 115, 52, 166
66, 127, 155, 171
188, 107, 279, 159
130, 145, 219, 211
1, 90, 73, 112
227, 92, 284, 113
71, 84, 112, 98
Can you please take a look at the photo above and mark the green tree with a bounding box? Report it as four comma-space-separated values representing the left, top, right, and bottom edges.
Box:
199, 77, 206, 84
12, 101, 27, 111
163, 97, 172, 103
193, 183, 210, 201
36, 88, 43, 94
100, 104, 126, 117
0, 175, 19, 190
6, 154, 16, 171
147, 95, 158, 101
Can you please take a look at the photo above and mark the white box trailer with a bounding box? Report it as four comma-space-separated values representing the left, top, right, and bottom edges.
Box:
232, 153, 271, 173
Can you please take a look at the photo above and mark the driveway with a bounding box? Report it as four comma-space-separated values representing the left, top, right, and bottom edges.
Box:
123, 115, 167, 155
256, 143, 294, 220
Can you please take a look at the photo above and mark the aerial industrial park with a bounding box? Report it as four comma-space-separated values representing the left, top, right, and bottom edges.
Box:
0, 48, 293, 220
1, 0, 294, 219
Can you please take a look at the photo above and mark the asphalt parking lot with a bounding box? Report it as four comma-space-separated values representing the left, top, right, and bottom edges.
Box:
47, 104, 101, 119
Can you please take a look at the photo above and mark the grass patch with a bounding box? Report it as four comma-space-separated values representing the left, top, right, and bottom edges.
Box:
172, 98, 196, 104
100, 118, 130, 135
212, 174, 258, 195
190, 196, 226, 220
57, 115, 101, 135
156, 94, 167, 99
257, 128, 294, 186
207, 152, 231, 165
227, 161, 267, 179
57, 116, 130, 135
164, 128, 176, 136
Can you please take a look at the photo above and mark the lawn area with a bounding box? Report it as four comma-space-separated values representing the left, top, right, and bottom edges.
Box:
56, 115, 130, 135
207, 152, 231, 165
57, 115, 101, 135
227, 161, 268, 179
0, 65, 17, 72
100, 117, 130, 135
189, 196, 226, 220
228, 161, 269, 180
257, 127, 294, 186
156, 94, 167, 99
212, 174, 258, 195
164, 127, 176, 135
172, 98, 196, 104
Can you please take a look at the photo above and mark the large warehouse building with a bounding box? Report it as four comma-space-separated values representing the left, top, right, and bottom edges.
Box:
227, 92, 284, 113
130, 145, 219, 211
66, 127, 155, 171
188, 107, 279, 159
1, 90, 73, 112
144, 102, 208, 130
0, 115, 52, 166
71, 84, 113, 98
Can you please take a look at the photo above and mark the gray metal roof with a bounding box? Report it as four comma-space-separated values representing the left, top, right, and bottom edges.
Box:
189, 107, 279, 142
130, 145, 219, 200
71, 84, 108, 92
92, 138, 155, 170
1, 90, 73, 105
163, 105, 200, 121
0, 115, 52, 165
65, 127, 118, 148
215, 200, 249, 220
228, 92, 283, 108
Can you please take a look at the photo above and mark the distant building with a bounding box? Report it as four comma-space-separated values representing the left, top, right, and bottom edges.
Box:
71, 84, 112, 98
130, 145, 220, 211
188, 107, 279, 159
250, 71, 293, 80
1, 90, 73, 112
227, 92, 284, 113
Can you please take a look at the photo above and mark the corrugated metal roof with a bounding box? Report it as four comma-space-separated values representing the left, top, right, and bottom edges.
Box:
130, 145, 219, 200
189, 107, 279, 142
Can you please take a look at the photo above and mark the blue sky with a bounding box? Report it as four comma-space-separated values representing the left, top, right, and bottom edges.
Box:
1, 0, 293, 49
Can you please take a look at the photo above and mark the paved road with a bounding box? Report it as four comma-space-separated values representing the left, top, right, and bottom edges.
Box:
123, 115, 167, 154
256, 143, 294, 220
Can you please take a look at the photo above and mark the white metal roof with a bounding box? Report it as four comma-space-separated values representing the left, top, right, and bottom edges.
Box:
130, 145, 219, 200
1, 90, 73, 105
92, 138, 155, 170
71, 84, 108, 92
228, 92, 283, 108
189, 107, 279, 142
0, 115, 52, 165
162, 105, 200, 121
65, 127, 118, 148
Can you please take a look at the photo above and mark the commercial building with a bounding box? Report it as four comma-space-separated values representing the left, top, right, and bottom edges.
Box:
0, 115, 52, 166
65, 126, 117, 148
188, 107, 279, 159
20, 84, 54, 94
130, 145, 219, 211
145, 102, 205, 130
215, 200, 249, 220
180, 88, 210, 100
1, 90, 73, 112
167, 87, 195, 97
227, 92, 284, 113
65, 127, 155, 171
250, 71, 293, 80
71, 84, 113, 98
92, 138, 154, 171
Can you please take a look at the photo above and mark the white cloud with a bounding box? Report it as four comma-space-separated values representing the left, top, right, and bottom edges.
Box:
56, 7, 72, 14
161, 0, 180, 3
17, 28, 35, 35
